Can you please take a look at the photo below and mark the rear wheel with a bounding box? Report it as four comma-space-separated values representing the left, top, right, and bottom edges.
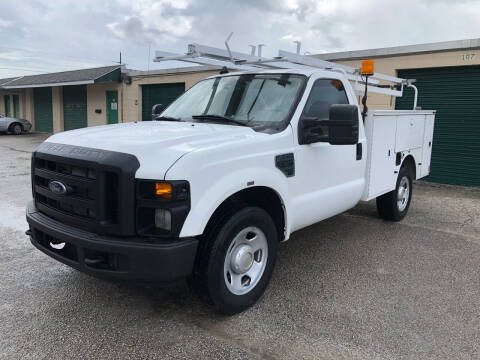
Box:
10, 123, 22, 135
376, 165, 413, 221
189, 206, 278, 315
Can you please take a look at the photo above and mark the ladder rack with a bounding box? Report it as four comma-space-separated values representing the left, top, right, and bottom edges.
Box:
154, 42, 416, 98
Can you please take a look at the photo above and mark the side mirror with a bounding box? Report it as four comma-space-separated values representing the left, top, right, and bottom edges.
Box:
298, 104, 359, 145
327, 104, 359, 145
151, 104, 166, 120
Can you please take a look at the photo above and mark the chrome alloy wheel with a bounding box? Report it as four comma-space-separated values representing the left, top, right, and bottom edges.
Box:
397, 176, 410, 212
223, 226, 268, 295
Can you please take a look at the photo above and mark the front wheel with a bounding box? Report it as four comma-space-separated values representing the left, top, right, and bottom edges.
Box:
11, 123, 22, 135
189, 207, 278, 315
376, 166, 413, 221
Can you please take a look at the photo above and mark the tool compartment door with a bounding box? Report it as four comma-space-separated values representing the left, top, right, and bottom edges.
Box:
420, 114, 435, 178
363, 113, 397, 200
395, 114, 425, 152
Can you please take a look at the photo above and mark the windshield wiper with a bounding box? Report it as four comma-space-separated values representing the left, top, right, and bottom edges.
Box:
192, 114, 249, 127
154, 116, 182, 122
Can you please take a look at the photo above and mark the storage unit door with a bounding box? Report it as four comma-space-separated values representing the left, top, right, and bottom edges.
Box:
34, 87, 53, 133
13, 94, 19, 117
63, 85, 87, 131
4, 95, 10, 116
141, 83, 185, 121
396, 66, 480, 186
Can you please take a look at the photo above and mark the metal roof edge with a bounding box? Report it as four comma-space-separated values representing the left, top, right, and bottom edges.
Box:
3, 80, 94, 89
93, 66, 122, 80
1, 65, 122, 89
313, 38, 480, 61
0, 76, 24, 87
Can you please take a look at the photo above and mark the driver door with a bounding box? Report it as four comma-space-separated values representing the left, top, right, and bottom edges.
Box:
290, 77, 365, 231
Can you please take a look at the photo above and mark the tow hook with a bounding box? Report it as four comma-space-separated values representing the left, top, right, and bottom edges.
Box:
25, 229, 32, 236
84, 256, 106, 267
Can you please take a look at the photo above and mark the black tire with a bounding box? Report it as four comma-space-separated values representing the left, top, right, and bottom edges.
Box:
10, 123, 22, 135
189, 206, 278, 315
376, 165, 413, 221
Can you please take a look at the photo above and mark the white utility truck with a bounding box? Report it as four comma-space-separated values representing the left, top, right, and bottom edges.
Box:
26, 41, 435, 314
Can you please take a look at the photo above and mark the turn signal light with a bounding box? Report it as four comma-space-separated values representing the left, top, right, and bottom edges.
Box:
360, 59, 375, 76
155, 182, 172, 199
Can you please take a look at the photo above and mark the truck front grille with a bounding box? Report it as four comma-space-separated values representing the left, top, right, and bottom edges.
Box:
31, 142, 139, 236
33, 157, 118, 230
34, 159, 98, 219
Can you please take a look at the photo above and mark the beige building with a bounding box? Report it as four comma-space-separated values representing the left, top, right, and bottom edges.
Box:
1, 66, 123, 133
123, 66, 221, 124
314, 38, 480, 110
1, 38, 479, 186
0, 64, 220, 133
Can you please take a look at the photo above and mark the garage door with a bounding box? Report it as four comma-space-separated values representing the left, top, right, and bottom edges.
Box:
34, 87, 53, 133
142, 83, 185, 121
63, 85, 87, 131
396, 66, 480, 186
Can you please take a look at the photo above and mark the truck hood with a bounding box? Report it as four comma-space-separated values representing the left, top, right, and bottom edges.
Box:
45, 121, 258, 179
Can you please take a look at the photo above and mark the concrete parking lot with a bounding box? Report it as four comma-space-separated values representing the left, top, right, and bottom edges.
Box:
1, 133, 479, 359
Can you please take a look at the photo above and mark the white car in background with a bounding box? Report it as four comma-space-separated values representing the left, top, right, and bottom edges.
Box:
0, 115, 32, 135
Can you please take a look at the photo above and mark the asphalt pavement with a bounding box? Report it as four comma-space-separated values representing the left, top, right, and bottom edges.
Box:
1, 133, 479, 359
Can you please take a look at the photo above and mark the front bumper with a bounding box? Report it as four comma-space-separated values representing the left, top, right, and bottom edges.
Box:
23, 122, 32, 132
26, 201, 198, 283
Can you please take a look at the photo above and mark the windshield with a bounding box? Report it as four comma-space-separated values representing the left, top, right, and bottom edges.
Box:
161, 73, 305, 132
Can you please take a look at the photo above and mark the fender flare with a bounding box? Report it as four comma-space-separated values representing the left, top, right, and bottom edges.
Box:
401, 154, 417, 179
178, 167, 292, 239
8, 121, 23, 132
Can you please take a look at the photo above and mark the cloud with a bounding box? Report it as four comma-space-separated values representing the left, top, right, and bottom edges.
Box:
0, 18, 13, 28
0, 0, 479, 78
107, 0, 193, 45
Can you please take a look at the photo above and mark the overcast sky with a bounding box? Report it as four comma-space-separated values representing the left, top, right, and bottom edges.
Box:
0, 0, 479, 78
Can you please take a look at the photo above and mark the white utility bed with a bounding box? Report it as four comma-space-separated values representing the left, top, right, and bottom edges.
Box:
362, 110, 436, 201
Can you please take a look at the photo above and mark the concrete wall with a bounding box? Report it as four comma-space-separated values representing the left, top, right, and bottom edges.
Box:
0, 93, 5, 115
18, 89, 25, 119
123, 70, 219, 123
24, 89, 34, 127
330, 48, 480, 109
87, 83, 122, 127
51, 87, 64, 133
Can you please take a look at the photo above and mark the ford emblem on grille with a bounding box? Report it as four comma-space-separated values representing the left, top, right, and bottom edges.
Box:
48, 180, 68, 195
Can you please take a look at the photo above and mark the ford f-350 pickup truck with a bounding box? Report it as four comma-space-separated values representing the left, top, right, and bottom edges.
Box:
26, 57, 435, 314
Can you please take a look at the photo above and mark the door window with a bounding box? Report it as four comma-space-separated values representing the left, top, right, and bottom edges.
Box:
302, 79, 349, 137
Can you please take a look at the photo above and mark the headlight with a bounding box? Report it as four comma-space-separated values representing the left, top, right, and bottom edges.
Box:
155, 209, 172, 230
136, 180, 190, 238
